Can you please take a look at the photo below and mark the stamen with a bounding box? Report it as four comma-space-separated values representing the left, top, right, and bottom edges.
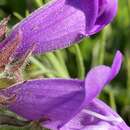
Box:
83, 109, 123, 123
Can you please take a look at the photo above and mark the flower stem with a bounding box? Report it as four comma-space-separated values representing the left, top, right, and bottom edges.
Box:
74, 44, 85, 79
104, 87, 117, 111
35, 0, 44, 7
125, 50, 130, 104
109, 89, 117, 111
92, 26, 109, 66
55, 50, 69, 76
45, 52, 69, 78
125, 0, 130, 105
13, 12, 23, 20
29, 56, 54, 78
99, 33, 106, 65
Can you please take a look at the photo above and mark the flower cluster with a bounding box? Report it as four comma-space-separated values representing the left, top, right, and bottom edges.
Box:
0, 0, 129, 130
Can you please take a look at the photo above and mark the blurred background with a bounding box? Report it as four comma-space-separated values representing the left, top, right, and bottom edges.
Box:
0, 0, 130, 129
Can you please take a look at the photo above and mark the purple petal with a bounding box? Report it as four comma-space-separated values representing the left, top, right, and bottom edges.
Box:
0, 79, 85, 130
1, 0, 117, 56
84, 51, 123, 104
5, 0, 98, 56
61, 99, 130, 130
109, 50, 123, 81
89, 0, 118, 35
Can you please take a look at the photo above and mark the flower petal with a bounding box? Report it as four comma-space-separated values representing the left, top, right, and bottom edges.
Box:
61, 99, 130, 130
2, 0, 99, 56
89, 0, 118, 35
84, 51, 122, 104
109, 50, 123, 81
0, 79, 85, 130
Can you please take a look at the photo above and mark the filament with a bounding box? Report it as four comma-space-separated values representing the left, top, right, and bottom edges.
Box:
83, 109, 123, 123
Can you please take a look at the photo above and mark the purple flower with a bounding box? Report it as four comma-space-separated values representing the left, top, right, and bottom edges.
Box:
0, 51, 124, 130
61, 99, 130, 130
0, 0, 118, 56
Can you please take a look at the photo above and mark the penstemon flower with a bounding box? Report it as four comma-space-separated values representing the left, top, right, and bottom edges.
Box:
0, 51, 128, 130
0, 0, 118, 57
0, 0, 118, 76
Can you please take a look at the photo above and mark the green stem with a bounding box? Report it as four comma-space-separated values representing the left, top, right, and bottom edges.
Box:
55, 50, 69, 76
126, 0, 130, 18
125, 51, 130, 104
109, 91, 117, 111
92, 27, 109, 66
74, 44, 85, 79
25, 10, 30, 17
125, 0, 130, 105
35, 0, 43, 7
98, 33, 106, 65
105, 87, 117, 111
45, 53, 69, 78
13, 12, 23, 20
29, 56, 54, 78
